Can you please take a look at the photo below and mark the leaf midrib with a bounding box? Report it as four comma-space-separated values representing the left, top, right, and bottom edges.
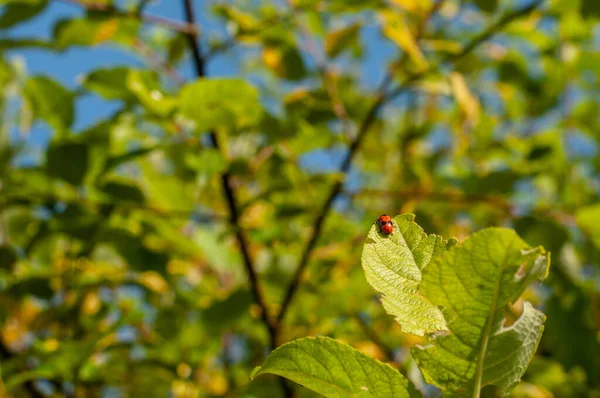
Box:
472, 240, 514, 398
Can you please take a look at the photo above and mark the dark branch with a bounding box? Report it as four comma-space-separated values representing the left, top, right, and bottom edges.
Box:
275, 0, 544, 325
181, 0, 277, 352
445, 0, 544, 63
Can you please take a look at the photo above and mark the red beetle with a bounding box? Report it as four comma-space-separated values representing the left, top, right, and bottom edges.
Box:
377, 214, 394, 235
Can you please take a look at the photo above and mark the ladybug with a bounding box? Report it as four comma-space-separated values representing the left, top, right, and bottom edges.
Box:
377, 214, 394, 235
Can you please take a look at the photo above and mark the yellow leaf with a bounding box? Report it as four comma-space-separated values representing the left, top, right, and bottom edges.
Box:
82, 291, 101, 315
2, 318, 28, 352
380, 11, 428, 70
139, 271, 169, 293
390, 0, 432, 13
172, 380, 199, 398
354, 341, 385, 360
262, 46, 282, 72
43, 338, 60, 352
206, 373, 228, 395
449, 72, 480, 125
94, 19, 119, 44
177, 363, 192, 379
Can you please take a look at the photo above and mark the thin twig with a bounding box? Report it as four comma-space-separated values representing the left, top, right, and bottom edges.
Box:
1, 193, 221, 221
181, 0, 278, 351
135, 0, 152, 15
134, 38, 185, 85
275, 0, 544, 325
445, 0, 543, 63
351, 188, 514, 213
276, 88, 391, 325
56, 0, 199, 36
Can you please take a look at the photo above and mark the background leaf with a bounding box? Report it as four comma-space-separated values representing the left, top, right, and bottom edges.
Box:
179, 78, 262, 132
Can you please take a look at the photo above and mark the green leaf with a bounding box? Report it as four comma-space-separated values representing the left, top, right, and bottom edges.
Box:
361, 213, 449, 336
0, 246, 18, 270
325, 23, 360, 58
412, 228, 549, 397
184, 148, 228, 177
0, 37, 53, 50
98, 179, 145, 203
201, 289, 252, 333
54, 17, 116, 50
47, 141, 89, 185
473, 0, 498, 13
2, 206, 40, 248
83, 67, 134, 101
575, 203, 600, 249
179, 78, 262, 132
581, 0, 600, 17
262, 45, 307, 81
0, 0, 46, 29
126, 69, 176, 117
251, 336, 422, 398
24, 76, 74, 131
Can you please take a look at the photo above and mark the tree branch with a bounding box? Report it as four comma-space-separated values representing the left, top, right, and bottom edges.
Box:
181, 0, 277, 351
275, 0, 544, 325
350, 188, 514, 213
445, 0, 544, 63
56, 0, 199, 36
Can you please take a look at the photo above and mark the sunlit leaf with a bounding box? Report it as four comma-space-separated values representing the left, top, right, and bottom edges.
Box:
361, 214, 449, 336
251, 336, 423, 397
412, 228, 549, 397
379, 11, 428, 70
450, 72, 480, 125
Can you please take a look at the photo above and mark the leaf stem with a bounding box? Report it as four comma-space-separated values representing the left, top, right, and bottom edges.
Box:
181, 0, 278, 351
473, 242, 513, 398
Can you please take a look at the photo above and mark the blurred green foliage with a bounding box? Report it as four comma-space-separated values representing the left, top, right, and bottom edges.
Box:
0, 0, 599, 397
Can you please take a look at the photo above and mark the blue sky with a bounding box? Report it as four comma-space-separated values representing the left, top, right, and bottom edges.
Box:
5, 0, 399, 193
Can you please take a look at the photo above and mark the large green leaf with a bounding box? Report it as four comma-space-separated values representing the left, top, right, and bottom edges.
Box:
251, 336, 422, 398
412, 228, 549, 397
361, 214, 450, 336
179, 78, 262, 132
